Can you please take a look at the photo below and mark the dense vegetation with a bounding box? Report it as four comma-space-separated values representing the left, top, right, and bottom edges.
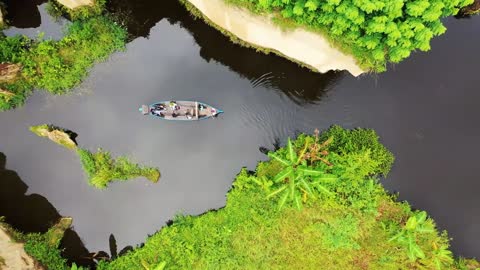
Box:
29, 123, 160, 189
0, 3, 126, 111
224, 0, 473, 71
0, 217, 76, 270
77, 148, 161, 189
98, 126, 479, 270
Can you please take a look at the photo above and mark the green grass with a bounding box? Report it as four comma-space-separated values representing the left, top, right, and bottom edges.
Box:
77, 148, 161, 189
98, 126, 479, 270
0, 15, 126, 111
0, 217, 73, 270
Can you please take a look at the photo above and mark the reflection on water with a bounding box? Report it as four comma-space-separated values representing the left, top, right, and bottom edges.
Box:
2, 0, 46, 28
0, 152, 94, 268
108, 0, 343, 105
1, 0, 480, 262
2, 1, 68, 40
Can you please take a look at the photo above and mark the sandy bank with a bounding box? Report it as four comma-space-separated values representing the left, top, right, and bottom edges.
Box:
56, 0, 93, 10
185, 0, 364, 76
0, 227, 43, 270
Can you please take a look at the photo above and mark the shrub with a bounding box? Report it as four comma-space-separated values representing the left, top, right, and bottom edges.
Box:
77, 148, 161, 189
0, 16, 126, 111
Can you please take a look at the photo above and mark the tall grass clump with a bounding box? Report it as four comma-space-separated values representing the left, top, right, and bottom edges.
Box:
222, 0, 473, 72
99, 126, 478, 270
0, 14, 126, 111
77, 148, 161, 189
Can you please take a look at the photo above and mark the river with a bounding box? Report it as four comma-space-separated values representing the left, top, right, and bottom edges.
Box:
1, 0, 479, 261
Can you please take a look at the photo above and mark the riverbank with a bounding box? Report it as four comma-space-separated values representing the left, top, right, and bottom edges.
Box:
98, 126, 479, 269
0, 1, 126, 111
181, 0, 473, 73
180, 0, 364, 76
0, 226, 43, 270
0, 217, 73, 270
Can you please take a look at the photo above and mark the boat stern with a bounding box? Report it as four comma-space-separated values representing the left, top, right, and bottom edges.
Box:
139, 105, 150, 115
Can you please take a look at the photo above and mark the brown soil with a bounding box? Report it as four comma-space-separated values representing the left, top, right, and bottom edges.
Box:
460, 0, 480, 16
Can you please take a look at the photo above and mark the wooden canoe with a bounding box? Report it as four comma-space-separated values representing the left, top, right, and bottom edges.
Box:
139, 101, 223, 121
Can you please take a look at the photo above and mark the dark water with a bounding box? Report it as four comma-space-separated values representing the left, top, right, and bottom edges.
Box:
1, 0, 479, 260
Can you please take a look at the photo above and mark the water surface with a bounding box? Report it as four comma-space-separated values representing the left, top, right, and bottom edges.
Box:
1, 0, 479, 259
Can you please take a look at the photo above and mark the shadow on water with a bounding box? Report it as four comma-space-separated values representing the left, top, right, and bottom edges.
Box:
0, 152, 95, 268
108, 0, 344, 105
2, 0, 47, 28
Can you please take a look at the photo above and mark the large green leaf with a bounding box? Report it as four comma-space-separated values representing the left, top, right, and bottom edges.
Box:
297, 166, 325, 176
294, 192, 303, 210
273, 166, 293, 183
277, 190, 290, 210
405, 216, 418, 230
313, 174, 338, 183
268, 152, 291, 166
296, 137, 312, 165
267, 185, 288, 199
287, 138, 297, 163
314, 183, 333, 196
299, 179, 314, 196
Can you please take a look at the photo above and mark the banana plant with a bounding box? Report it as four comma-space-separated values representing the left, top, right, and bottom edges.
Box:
267, 137, 337, 210
388, 211, 435, 262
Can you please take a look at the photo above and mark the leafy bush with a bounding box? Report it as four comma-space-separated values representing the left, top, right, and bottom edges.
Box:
0, 16, 126, 111
225, 0, 473, 71
99, 126, 474, 270
77, 148, 161, 189
320, 125, 394, 176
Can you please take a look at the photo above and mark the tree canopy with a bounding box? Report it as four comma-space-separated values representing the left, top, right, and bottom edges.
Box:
229, 0, 474, 71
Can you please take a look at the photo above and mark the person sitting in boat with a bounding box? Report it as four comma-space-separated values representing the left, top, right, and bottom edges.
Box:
169, 101, 179, 110
186, 109, 193, 119
151, 108, 160, 116
211, 108, 217, 115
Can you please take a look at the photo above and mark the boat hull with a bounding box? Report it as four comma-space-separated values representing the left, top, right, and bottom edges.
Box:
139, 101, 223, 121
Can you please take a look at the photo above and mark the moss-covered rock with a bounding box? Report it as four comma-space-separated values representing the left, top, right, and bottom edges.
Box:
30, 124, 78, 150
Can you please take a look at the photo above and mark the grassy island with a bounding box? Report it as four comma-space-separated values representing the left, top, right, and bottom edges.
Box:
77, 148, 161, 189
183, 0, 473, 72
30, 124, 161, 189
0, 0, 126, 111
97, 126, 478, 270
